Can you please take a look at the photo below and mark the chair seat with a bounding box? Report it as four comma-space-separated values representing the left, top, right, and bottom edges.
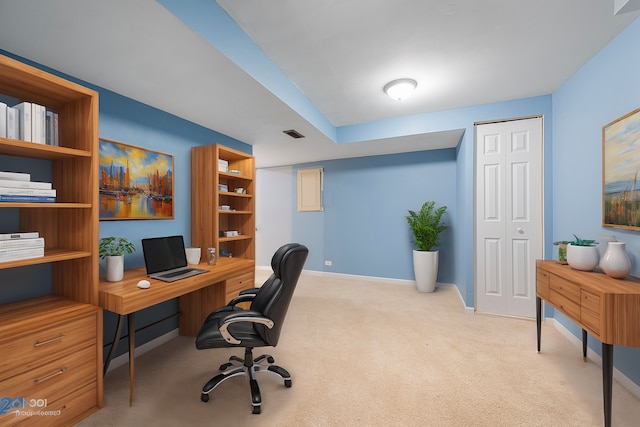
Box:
196, 306, 269, 349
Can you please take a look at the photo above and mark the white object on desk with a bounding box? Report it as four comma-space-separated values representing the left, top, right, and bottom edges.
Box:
137, 280, 151, 289
185, 247, 201, 265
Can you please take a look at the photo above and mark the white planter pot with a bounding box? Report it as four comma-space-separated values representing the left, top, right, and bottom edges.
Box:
105, 255, 124, 282
566, 244, 599, 271
601, 241, 631, 279
413, 250, 438, 293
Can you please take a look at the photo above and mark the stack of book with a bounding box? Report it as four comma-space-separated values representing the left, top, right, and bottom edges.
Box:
0, 171, 56, 202
0, 232, 45, 262
0, 101, 59, 145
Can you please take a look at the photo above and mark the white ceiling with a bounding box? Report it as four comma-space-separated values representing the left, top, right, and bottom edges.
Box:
0, 1, 638, 167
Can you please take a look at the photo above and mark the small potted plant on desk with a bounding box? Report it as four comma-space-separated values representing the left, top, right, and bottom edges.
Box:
99, 237, 136, 282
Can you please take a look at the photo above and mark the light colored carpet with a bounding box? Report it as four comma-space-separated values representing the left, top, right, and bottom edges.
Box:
76, 272, 640, 426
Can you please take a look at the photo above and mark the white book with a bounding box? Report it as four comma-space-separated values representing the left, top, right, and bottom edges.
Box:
0, 231, 39, 241
0, 247, 45, 261
46, 111, 54, 145
0, 237, 44, 250
31, 103, 45, 144
0, 171, 30, 181
6, 106, 17, 139
0, 102, 6, 138
13, 102, 32, 142
0, 179, 51, 190
0, 187, 56, 196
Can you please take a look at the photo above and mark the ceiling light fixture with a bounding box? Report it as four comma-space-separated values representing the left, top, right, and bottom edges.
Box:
383, 78, 417, 101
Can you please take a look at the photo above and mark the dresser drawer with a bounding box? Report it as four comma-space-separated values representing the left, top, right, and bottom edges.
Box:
550, 275, 580, 304
226, 271, 255, 296
0, 313, 96, 380
0, 346, 96, 408
549, 288, 580, 321
581, 290, 601, 336
536, 268, 550, 299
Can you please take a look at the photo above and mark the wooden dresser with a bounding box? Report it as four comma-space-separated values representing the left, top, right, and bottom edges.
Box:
536, 260, 640, 427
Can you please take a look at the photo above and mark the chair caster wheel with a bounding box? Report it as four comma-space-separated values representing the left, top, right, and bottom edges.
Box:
219, 363, 231, 370
252, 405, 261, 414
201, 393, 209, 403
284, 379, 292, 388
267, 356, 275, 363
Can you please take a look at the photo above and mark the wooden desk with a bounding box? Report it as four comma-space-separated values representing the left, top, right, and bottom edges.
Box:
99, 257, 254, 405
536, 260, 640, 427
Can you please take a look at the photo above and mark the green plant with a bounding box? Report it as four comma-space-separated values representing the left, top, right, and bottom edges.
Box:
570, 234, 597, 246
406, 201, 447, 251
99, 237, 135, 259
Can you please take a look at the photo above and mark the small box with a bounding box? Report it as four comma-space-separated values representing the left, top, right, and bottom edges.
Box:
218, 159, 229, 172
218, 184, 228, 192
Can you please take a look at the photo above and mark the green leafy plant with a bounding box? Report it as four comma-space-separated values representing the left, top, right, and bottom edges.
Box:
99, 237, 135, 259
570, 234, 597, 247
406, 201, 448, 251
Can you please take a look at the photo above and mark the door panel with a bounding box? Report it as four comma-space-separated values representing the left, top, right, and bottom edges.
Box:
476, 117, 543, 317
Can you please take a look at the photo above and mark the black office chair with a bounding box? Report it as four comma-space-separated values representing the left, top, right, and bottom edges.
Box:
195, 243, 308, 414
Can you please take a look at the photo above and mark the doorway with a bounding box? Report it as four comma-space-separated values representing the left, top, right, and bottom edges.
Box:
475, 117, 543, 318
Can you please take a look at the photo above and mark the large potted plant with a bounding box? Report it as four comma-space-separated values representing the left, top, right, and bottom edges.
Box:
99, 237, 135, 282
406, 201, 447, 292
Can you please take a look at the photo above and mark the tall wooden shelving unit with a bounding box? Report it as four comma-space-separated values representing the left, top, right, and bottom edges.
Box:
191, 144, 255, 301
0, 54, 102, 425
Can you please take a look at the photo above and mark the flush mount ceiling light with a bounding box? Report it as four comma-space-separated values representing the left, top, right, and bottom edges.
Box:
383, 78, 417, 101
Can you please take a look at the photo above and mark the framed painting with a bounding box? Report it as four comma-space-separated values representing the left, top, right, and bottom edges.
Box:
99, 138, 174, 220
603, 107, 640, 230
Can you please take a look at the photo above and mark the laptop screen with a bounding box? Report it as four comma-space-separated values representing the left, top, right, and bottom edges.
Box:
141, 235, 188, 275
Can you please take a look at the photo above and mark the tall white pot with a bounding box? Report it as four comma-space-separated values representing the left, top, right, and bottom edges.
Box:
413, 250, 438, 293
105, 255, 124, 282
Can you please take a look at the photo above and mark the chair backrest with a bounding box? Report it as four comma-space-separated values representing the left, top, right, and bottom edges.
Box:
250, 243, 308, 346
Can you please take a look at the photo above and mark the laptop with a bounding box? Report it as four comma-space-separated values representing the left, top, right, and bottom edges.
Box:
141, 235, 207, 282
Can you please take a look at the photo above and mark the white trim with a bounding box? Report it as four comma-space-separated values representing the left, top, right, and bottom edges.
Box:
549, 318, 640, 400
105, 328, 179, 374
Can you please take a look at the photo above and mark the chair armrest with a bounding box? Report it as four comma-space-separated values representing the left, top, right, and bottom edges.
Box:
219, 311, 274, 345
227, 293, 255, 307
239, 287, 259, 296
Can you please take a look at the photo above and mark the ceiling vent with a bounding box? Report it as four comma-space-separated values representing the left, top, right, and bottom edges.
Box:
283, 129, 305, 139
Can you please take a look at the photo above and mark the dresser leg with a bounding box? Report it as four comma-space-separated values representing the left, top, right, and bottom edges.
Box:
602, 343, 613, 427
582, 329, 588, 362
536, 297, 542, 352
129, 313, 135, 407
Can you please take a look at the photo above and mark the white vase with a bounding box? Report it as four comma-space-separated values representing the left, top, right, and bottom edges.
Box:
601, 241, 631, 279
105, 255, 124, 282
413, 250, 438, 293
566, 244, 599, 271
597, 235, 617, 270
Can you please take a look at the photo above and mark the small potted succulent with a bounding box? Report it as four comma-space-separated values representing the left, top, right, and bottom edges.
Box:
566, 234, 599, 271
99, 237, 135, 282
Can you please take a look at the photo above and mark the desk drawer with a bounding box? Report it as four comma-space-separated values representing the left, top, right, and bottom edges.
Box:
226, 271, 255, 296
536, 268, 550, 299
0, 346, 96, 406
0, 314, 96, 380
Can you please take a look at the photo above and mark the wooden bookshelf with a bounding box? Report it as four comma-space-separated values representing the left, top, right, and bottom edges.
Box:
0, 54, 102, 425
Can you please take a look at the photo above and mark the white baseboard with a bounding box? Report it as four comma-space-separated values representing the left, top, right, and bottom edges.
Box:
105, 328, 180, 374
548, 318, 640, 400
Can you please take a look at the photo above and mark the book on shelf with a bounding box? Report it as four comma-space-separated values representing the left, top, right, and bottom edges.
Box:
6, 106, 17, 139
0, 247, 45, 262
0, 101, 6, 138
31, 103, 46, 144
0, 171, 30, 181
0, 231, 39, 241
0, 194, 55, 203
13, 101, 31, 142
0, 187, 56, 196
0, 179, 51, 189
46, 110, 59, 146
0, 237, 44, 250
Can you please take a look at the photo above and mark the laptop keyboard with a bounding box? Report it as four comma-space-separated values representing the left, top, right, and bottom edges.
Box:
158, 269, 193, 279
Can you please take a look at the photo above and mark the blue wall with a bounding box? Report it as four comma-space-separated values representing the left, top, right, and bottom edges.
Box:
552, 17, 640, 385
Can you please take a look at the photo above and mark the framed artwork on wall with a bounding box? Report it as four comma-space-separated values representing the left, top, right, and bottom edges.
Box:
603, 107, 640, 230
99, 138, 174, 220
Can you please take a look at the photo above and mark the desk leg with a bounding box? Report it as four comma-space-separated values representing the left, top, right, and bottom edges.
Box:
104, 314, 125, 376
128, 313, 135, 407
582, 329, 588, 362
602, 343, 613, 427
536, 297, 542, 352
